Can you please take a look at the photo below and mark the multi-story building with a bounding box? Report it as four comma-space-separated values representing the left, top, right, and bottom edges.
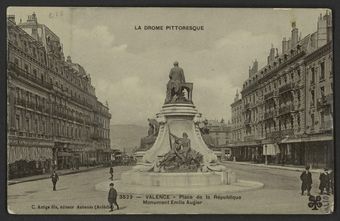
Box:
7, 13, 112, 178
228, 12, 333, 168
199, 119, 232, 160
205, 119, 231, 146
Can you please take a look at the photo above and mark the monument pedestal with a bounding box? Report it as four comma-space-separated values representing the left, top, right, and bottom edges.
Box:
141, 103, 217, 166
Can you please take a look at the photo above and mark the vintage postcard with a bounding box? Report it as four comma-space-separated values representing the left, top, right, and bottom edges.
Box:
6, 7, 334, 214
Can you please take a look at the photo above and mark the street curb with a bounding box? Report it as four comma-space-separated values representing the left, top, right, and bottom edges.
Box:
8, 166, 104, 186
221, 161, 324, 173
95, 179, 264, 194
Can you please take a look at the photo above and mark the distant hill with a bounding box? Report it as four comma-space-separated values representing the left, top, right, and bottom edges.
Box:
110, 124, 148, 154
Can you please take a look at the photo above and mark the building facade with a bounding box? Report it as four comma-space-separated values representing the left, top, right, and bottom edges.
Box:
7, 13, 112, 179
228, 12, 333, 168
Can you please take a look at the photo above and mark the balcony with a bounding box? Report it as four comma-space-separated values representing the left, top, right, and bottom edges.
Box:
15, 98, 26, 107
279, 104, 294, 115
266, 129, 294, 140
8, 63, 53, 90
36, 105, 43, 112
264, 91, 274, 100
244, 103, 250, 110
27, 102, 36, 110
320, 120, 333, 132
244, 135, 255, 141
279, 82, 295, 94
264, 110, 276, 120
280, 128, 294, 137
317, 94, 333, 110
244, 118, 251, 126
266, 131, 281, 139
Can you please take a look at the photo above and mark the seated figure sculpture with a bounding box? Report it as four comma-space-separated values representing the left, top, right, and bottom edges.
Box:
158, 132, 203, 172
165, 61, 192, 104
139, 119, 159, 150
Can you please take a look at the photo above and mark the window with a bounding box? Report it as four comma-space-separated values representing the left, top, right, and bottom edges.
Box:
42, 121, 45, 133
33, 69, 37, 78
35, 95, 38, 108
320, 62, 325, 80
311, 67, 315, 84
291, 72, 294, 81
15, 115, 20, 130
26, 117, 30, 132
320, 86, 325, 97
320, 112, 325, 128
311, 90, 315, 106
14, 58, 19, 66
26, 91, 30, 103
297, 69, 301, 79
24, 64, 29, 73
32, 47, 37, 58
311, 114, 315, 129
35, 119, 38, 132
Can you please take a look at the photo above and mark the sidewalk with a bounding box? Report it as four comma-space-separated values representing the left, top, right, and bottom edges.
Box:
221, 160, 324, 173
8, 165, 103, 185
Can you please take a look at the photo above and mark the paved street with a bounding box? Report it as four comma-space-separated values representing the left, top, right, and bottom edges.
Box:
7, 163, 333, 214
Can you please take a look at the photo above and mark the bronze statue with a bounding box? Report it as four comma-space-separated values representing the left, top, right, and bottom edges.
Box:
165, 61, 186, 103
139, 119, 159, 150
159, 131, 203, 172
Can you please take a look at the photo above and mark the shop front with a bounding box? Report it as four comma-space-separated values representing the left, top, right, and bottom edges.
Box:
229, 141, 262, 162
303, 137, 333, 169
280, 135, 333, 169
8, 141, 53, 179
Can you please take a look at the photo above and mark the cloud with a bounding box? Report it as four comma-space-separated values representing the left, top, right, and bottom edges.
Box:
65, 24, 287, 124
7, 7, 326, 125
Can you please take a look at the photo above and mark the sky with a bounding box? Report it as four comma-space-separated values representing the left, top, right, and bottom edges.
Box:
7, 7, 328, 126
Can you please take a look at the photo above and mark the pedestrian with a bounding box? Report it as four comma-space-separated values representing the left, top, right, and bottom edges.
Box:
51, 170, 59, 191
109, 166, 114, 180
319, 168, 330, 195
108, 183, 119, 212
300, 165, 312, 196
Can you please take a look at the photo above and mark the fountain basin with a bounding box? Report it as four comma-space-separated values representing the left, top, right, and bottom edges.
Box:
120, 171, 236, 187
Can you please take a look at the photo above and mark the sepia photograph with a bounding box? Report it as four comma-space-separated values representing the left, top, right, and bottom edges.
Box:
6, 7, 334, 214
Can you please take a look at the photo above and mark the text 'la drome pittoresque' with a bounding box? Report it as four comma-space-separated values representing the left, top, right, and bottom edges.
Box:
134, 25, 205, 31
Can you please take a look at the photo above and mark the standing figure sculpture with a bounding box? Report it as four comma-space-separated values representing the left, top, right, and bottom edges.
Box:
165, 61, 186, 103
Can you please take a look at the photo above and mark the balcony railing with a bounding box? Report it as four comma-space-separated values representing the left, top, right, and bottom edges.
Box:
244, 103, 250, 110
317, 94, 333, 110
280, 128, 294, 137
244, 118, 251, 125
320, 120, 333, 132
244, 135, 255, 141
279, 82, 295, 94
279, 104, 294, 115
264, 110, 276, 120
8, 63, 53, 90
266, 131, 281, 139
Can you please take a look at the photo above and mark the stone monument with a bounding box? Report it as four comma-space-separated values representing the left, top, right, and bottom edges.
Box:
97, 62, 264, 194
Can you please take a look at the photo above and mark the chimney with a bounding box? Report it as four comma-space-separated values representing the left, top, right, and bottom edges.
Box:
27, 12, 38, 24
253, 59, 258, 72
291, 21, 299, 47
7, 15, 16, 24
267, 44, 275, 64
282, 37, 288, 54
66, 56, 72, 63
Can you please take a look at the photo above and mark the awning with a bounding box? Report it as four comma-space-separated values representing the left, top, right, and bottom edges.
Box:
228, 141, 261, 147
8, 146, 53, 164
58, 152, 72, 157
281, 135, 333, 143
